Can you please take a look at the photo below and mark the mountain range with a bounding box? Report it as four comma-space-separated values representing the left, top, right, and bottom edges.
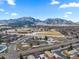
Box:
0, 17, 76, 27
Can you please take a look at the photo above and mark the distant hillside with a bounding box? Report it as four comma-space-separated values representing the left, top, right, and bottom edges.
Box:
44, 18, 73, 24
0, 17, 75, 27
8, 17, 41, 27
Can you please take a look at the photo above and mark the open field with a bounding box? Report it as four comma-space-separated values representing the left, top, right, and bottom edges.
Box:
34, 31, 65, 38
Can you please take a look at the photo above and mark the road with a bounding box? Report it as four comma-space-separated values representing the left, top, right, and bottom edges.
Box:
18, 39, 79, 56
6, 44, 17, 59
0, 43, 18, 59
0, 38, 79, 59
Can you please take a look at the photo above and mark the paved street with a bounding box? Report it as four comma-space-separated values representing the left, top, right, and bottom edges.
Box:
0, 38, 79, 59
19, 39, 79, 56
0, 43, 18, 59
6, 44, 17, 59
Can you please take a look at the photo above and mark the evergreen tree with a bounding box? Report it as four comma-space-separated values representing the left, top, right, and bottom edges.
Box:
68, 43, 73, 51
1, 56, 5, 59
20, 54, 24, 59
44, 36, 48, 40
29, 43, 33, 48
61, 45, 64, 48
0, 34, 3, 44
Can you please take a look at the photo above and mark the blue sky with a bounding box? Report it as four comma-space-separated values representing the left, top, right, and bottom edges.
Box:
0, 0, 79, 22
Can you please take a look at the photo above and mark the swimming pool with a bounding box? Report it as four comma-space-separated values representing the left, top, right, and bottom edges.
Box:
0, 45, 7, 53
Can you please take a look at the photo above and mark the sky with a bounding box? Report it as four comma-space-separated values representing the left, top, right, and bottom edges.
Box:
0, 0, 79, 22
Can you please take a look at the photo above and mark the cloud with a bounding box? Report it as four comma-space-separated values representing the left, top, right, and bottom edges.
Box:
64, 15, 68, 18
5, 12, 9, 15
0, 0, 16, 6
59, 2, 79, 8
50, 0, 60, 5
65, 12, 72, 15
64, 12, 72, 18
11, 13, 18, 16
0, 9, 5, 12
6, 0, 16, 6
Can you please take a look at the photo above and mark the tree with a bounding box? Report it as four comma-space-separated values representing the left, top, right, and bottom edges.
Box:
20, 54, 24, 59
15, 28, 17, 31
0, 56, 5, 59
61, 45, 64, 48
1, 56, 5, 59
29, 43, 33, 48
0, 34, 3, 44
44, 36, 48, 41
37, 41, 40, 45
0, 39, 3, 44
68, 43, 73, 51
67, 56, 70, 59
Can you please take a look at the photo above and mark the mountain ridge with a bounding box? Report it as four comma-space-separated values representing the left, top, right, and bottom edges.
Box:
0, 17, 76, 27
